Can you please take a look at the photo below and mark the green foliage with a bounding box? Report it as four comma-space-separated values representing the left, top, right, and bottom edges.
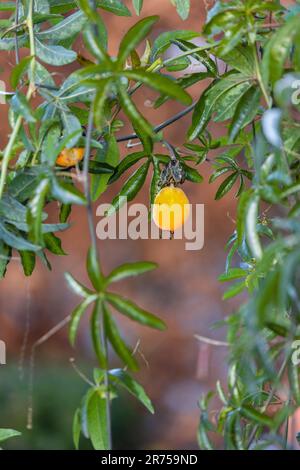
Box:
193, 0, 300, 450
1, 0, 300, 452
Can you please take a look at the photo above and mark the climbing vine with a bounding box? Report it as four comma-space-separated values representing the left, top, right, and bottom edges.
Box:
0, 0, 300, 450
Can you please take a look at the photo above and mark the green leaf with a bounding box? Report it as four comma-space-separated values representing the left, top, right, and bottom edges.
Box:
108, 151, 146, 184
90, 299, 107, 368
288, 361, 300, 405
37, 10, 87, 40
106, 261, 157, 284
132, 0, 143, 15
41, 124, 61, 165
117, 84, 154, 144
215, 45, 255, 75
214, 82, 252, 123
61, 112, 82, 148
229, 87, 261, 142
10, 56, 33, 89
0, 242, 11, 278
117, 16, 159, 66
108, 160, 150, 215
87, 246, 102, 290
35, 37, 77, 66
246, 194, 262, 260
27, 178, 50, 245
174, 0, 190, 20
91, 136, 119, 201
106, 292, 166, 330
44, 232, 66, 255
93, 81, 110, 130
103, 304, 139, 371
173, 39, 217, 75
262, 15, 300, 85
215, 172, 239, 200
151, 30, 199, 60
59, 203, 71, 223
222, 281, 245, 300
10, 92, 36, 123
218, 268, 247, 282
19, 250, 36, 276
72, 409, 81, 450
69, 296, 96, 346
188, 74, 250, 140
240, 405, 274, 428
182, 163, 203, 183
109, 369, 154, 413
0, 223, 41, 252
122, 70, 192, 105
86, 389, 109, 450
98, 0, 131, 16
65, 272, 94, 298
0, 429, 21, 443
51, 179, 86, 206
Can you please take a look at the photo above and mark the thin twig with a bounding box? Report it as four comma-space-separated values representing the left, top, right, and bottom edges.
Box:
194, 334, 229, 347
116, 102, 196, 143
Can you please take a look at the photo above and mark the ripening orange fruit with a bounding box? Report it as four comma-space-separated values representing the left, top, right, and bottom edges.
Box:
152, 186, 190, 232
56, 148, 85, 167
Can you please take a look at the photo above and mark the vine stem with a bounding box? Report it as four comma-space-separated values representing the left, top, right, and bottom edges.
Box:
116, 102, 196, 143
0, 0, 36, 198
84, 99, 112, 451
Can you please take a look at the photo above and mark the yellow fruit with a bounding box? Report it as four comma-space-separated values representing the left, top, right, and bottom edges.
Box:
56, 148, 85, 167
152, 186, 190, 232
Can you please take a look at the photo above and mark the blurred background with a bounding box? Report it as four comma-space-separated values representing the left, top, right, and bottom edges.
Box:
2, 0, 295, 450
